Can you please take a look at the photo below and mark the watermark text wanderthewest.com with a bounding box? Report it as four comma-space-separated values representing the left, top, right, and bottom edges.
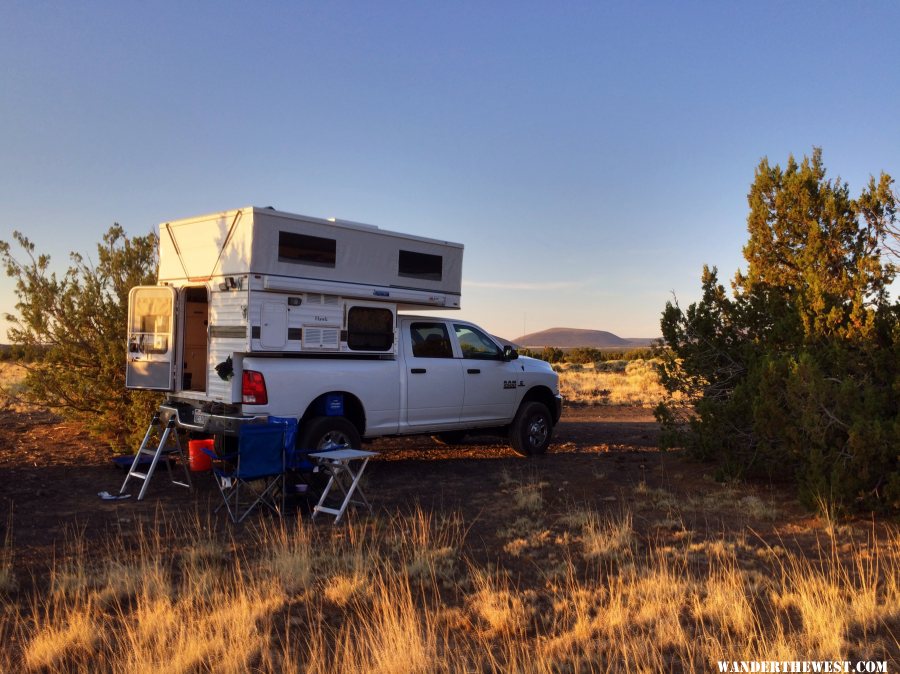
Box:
717, 661, 887, 673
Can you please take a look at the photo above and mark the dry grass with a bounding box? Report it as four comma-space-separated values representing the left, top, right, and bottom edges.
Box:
578, 509, 635, 561
2, 477, 898, 672
23, 601, 97, 671
0, 510, 15, 595
0, 362, 28, 410
467, 566, 531, 637
556, 359, 672, 406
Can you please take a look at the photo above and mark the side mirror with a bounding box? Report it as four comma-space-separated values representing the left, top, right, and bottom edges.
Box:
503, 345, 519, 361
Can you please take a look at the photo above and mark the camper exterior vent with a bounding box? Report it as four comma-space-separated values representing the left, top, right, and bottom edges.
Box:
303, 327, 340, 350
306, 294, 339, 306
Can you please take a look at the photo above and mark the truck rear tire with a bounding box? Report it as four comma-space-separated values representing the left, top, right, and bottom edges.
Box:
509, 401, 552, 456
299, 416, 362, 451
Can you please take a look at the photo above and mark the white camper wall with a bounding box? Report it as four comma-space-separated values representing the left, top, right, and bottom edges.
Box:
248, 209, 464, 298
207, 285, 249, 403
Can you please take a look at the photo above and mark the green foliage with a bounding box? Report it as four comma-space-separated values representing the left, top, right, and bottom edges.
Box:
540, 346, 565, 363
1, 225, 163, 445
657, 149, 900, 511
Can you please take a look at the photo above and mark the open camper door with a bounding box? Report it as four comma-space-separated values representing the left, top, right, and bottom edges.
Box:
126, 286, 177, 391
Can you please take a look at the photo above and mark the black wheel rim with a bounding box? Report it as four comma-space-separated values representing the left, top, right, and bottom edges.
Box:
526, 414, 549, 448
318, 430, 352, 450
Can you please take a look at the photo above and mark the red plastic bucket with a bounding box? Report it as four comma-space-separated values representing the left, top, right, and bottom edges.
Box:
188, 438, 214, 472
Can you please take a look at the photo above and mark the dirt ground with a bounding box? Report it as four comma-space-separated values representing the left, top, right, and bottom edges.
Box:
0, 403, 837, 579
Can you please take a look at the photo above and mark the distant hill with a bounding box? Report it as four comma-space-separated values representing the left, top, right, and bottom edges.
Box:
511, 328, 656, 349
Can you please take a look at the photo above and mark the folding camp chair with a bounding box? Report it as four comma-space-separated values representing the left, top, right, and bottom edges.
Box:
268, 416, 311, 471
268, 416, 317, 504
213, 423, 286, 523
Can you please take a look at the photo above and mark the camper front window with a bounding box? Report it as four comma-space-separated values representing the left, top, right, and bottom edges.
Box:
279, 231, 336, 267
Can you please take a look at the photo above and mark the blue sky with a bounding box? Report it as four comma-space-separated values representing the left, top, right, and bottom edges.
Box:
2, 1, 899, 341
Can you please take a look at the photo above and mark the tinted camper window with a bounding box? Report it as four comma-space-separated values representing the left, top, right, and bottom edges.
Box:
347, 307, 394, 351
279, 231, 336, 267
398, 250, 442, 281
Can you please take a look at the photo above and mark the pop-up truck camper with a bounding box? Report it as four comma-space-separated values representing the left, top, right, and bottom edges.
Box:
126, 207, 561, 460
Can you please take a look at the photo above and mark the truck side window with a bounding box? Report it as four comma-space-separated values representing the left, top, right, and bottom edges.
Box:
454, 324, 502, 359
410, 323, 454, 358
347, 307, 394, 351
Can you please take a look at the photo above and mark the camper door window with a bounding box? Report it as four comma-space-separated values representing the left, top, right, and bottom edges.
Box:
278, 231, 336, 267
129, 290, 172, 355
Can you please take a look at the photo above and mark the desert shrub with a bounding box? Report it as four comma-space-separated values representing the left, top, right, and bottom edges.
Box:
520, 346, 663, 365
566, 347, 601, 364
657, 149, 900, 511
595, 360, 628, 373
1, 226, 162, 445
540, 346, 565, 363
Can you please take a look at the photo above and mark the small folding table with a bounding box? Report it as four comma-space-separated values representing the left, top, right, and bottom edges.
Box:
308, 449, 378, 523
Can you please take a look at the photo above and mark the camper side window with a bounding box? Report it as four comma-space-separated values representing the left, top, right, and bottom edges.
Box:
398, 250, 442, 281
347, 307, 394, 351
279, 231, 336, 267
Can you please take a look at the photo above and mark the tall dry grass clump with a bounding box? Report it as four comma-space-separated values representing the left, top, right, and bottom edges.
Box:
2, 503, 897, 672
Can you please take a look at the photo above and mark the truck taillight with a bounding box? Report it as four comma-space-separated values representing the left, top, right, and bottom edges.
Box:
242, 370, 268, 405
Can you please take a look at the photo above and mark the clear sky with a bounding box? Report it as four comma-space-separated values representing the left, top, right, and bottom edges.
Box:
2, 1, 899, 341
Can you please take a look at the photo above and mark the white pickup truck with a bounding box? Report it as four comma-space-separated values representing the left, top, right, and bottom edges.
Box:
128, 207, 561, 455
159, 314, 562, 455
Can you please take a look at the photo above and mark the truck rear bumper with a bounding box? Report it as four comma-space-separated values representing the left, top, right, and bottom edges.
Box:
159, 402, 267, 435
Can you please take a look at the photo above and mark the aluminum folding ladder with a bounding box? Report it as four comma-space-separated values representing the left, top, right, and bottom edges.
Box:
119, 412, 192, 500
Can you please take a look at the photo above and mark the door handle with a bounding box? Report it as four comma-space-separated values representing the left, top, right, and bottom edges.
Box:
411, 368, 427, 374
467, 368, 481, 374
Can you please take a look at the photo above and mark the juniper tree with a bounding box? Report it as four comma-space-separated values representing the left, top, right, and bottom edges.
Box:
1, 225, 162, 444
657, 149, 899, 510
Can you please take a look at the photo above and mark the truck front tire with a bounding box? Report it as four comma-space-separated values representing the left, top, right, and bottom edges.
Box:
509, 401, 553, 456
299, 416, 362, 451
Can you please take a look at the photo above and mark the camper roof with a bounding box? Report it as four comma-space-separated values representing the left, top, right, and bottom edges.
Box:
161, 207, 463, 249
157, 207, 464, 308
